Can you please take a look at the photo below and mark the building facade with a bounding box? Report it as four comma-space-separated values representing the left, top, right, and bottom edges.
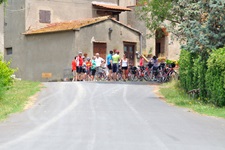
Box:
4, 0, 180, 81
4, 0, 142, 81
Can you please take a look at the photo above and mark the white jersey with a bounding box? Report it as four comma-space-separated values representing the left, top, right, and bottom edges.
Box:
121, 58, 128, 67
95, 57, 104, 67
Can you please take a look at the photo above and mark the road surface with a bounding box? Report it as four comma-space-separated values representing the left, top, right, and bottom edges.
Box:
0, 82, 225, 150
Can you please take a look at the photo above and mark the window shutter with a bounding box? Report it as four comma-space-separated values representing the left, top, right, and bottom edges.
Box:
45, 11, 51, 23
39, 10, 51, 23
39, 10, 45, 23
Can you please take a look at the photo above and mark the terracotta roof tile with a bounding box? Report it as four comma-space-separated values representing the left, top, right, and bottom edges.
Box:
92, 2, 131, 11
25, 16, 110, 35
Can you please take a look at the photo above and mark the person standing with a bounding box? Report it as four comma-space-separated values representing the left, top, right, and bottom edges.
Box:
139, 55, 144, 68
95, 53, 105, 77
71, 56, 77, 81
86, 57, 92, 81
151, 56, 158, 67
91, 56, 96, 81
121, 54, 129, 81
76, 52, 83, 81
106, 50, 113, 81
112, 50, 120, 80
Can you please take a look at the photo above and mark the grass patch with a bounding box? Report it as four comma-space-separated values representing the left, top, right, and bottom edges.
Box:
159, 80, 225, 119
0, 80, 41, 121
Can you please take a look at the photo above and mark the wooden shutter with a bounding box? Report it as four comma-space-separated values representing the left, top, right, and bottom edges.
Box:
39, 10, 51, 23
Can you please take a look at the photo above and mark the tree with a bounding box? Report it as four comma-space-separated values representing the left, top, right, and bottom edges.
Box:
136, 0, 225, 53
136, 0, 225, 100
0, 0, 6, 4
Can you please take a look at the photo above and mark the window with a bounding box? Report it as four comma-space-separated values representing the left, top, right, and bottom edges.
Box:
39, 10, 51, 23
6, 47, 12, 55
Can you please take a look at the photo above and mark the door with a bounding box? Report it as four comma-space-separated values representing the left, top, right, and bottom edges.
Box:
156, 42, 161, 57
124, 43, 135, 65
93, 43, 107, 60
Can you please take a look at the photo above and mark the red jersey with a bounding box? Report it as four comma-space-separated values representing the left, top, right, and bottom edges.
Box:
78, 56, 83, 66
71, 60, 76, 71
86, 61, 92, 68
139, 57, 144, 66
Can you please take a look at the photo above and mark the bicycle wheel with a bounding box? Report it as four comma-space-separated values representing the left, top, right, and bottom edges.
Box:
130, 73, 138, 81
117, 73, 123, 81
143, 70, 150, 81
148, 71, 154, 82
127, 72, 132, 81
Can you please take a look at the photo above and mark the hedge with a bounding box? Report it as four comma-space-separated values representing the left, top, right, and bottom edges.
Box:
179, 48, 225, 107
206, 48, 225, 106
179, 50, 195, 92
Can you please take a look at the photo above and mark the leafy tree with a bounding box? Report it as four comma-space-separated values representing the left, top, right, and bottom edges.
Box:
136, 0, 225, 53
136, 0, 225, 101
0, 0, 6, 4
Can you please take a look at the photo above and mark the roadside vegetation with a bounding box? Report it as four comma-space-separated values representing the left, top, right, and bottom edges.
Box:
159, 46, 225, 119
0, 80, 41, 120
137, 1, 225, 110
0, 54, 41, 121
160, 80, 225, 119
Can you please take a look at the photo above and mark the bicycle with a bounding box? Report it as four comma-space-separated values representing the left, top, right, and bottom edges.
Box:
127, 65, 138, 81
96, 66, 108, 81
162, 63, 178, 82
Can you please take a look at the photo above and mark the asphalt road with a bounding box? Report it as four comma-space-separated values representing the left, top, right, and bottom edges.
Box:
0, 82, 225, 150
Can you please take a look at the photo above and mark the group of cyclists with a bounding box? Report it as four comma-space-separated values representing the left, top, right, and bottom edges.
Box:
71, 50, 177, 82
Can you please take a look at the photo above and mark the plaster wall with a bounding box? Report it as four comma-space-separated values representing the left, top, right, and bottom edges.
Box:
25, 0, 120, 30
127, 6, 155, 55
127, 6, 181, 60
4, 0, 26, 78
23, 31, 74, 81
20, 19, 140, 81
167, 36, 180, 60
75, 19, 140, 60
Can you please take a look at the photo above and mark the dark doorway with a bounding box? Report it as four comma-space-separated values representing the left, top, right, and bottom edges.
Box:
156, 43, 161, 57
93, 42, 107, 60
155, 28, 166, 57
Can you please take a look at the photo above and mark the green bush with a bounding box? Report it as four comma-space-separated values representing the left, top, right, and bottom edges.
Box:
192, 53, 208, 101
206, 48, 225, 106
0, 53, 2, 61
0, 59, 15, 97
179, 50, 195, 92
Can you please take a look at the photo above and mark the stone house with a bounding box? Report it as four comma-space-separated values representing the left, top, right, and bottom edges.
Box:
4, 0, 180, 81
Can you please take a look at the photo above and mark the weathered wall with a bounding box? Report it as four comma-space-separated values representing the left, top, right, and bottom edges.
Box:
4, 0, 26, 78
23, 31, 74, 81
167, 36, 180, 60
127, 6, 181, 60
6, 19, 140, 81
25, 0, 120, 30
75, 19, 140, 60
127, 6, 155, 56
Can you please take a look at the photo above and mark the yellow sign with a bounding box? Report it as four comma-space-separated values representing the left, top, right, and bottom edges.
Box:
42, 73, 52, 78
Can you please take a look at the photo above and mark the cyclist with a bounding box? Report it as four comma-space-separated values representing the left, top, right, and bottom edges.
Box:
71, 56, 77, 82
86, 57, 92, 81
139, 55, 145, 77
95, 53, 105, 78
106, 50, 113, 81
91, 56, 96, 81
121, 54, 129, 81
112, 50, 120, 81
